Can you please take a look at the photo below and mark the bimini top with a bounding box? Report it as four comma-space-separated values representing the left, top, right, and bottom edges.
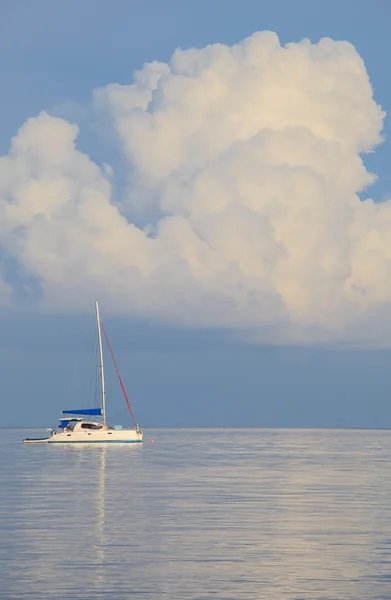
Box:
61, 408, 102, 416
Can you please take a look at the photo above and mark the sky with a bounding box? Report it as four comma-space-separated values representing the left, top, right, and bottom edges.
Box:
1, 0, 391, 428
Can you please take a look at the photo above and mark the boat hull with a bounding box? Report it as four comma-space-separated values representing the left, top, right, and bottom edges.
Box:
23, 437, 52, 444
23, 429, 143, 444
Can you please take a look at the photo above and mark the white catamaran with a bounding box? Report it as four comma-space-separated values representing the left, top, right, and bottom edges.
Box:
23, 301, 143, 444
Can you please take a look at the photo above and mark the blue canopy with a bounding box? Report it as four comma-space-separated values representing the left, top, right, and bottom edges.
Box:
61, 408, 102, 416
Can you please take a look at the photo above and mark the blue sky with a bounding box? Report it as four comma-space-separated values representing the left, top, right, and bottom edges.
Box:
1, 0, 391, 428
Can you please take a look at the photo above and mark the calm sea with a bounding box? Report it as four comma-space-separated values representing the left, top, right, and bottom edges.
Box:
1, 428, 391, 599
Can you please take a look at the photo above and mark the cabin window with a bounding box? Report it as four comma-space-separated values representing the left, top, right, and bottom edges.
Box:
64, 422, 76, 431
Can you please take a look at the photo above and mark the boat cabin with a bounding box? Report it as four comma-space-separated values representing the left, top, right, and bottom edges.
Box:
59, 417, 103, 432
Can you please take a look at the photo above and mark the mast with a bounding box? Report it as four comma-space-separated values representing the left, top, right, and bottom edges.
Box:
95, 301, 106, 427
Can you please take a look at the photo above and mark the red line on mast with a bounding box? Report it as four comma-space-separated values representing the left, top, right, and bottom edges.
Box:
100, 319, 138, 428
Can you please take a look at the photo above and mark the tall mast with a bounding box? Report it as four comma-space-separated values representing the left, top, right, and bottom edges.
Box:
95, 301, 106, 427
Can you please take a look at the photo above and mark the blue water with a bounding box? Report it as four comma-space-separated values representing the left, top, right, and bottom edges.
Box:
2, 428, 391, 599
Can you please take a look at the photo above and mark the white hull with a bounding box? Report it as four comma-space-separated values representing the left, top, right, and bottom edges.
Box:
23, 428, 143, 444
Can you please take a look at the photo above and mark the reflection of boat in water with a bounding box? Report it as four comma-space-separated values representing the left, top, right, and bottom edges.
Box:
95, 445, 106, 584
23, 302, 143, 444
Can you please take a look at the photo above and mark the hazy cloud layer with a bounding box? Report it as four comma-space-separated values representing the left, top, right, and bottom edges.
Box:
0, 31, 390, 345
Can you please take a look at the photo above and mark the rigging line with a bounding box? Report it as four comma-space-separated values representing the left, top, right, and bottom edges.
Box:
63, 334, 84, 405
93, 341, 99, 408
94, 334, 100, 407
87, 334, 98, 407
99, 319, 138, 428
64, 359, 78, 404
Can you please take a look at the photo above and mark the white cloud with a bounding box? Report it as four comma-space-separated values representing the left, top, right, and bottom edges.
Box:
0, 31, 390, 346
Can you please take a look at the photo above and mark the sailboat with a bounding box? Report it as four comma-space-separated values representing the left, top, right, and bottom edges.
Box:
23, 301, 143, 444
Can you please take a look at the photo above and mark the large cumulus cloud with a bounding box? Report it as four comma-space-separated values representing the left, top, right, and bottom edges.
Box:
0, 31, 390, 345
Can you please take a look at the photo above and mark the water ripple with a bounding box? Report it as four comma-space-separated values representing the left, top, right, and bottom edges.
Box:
1, 428, 391, 599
